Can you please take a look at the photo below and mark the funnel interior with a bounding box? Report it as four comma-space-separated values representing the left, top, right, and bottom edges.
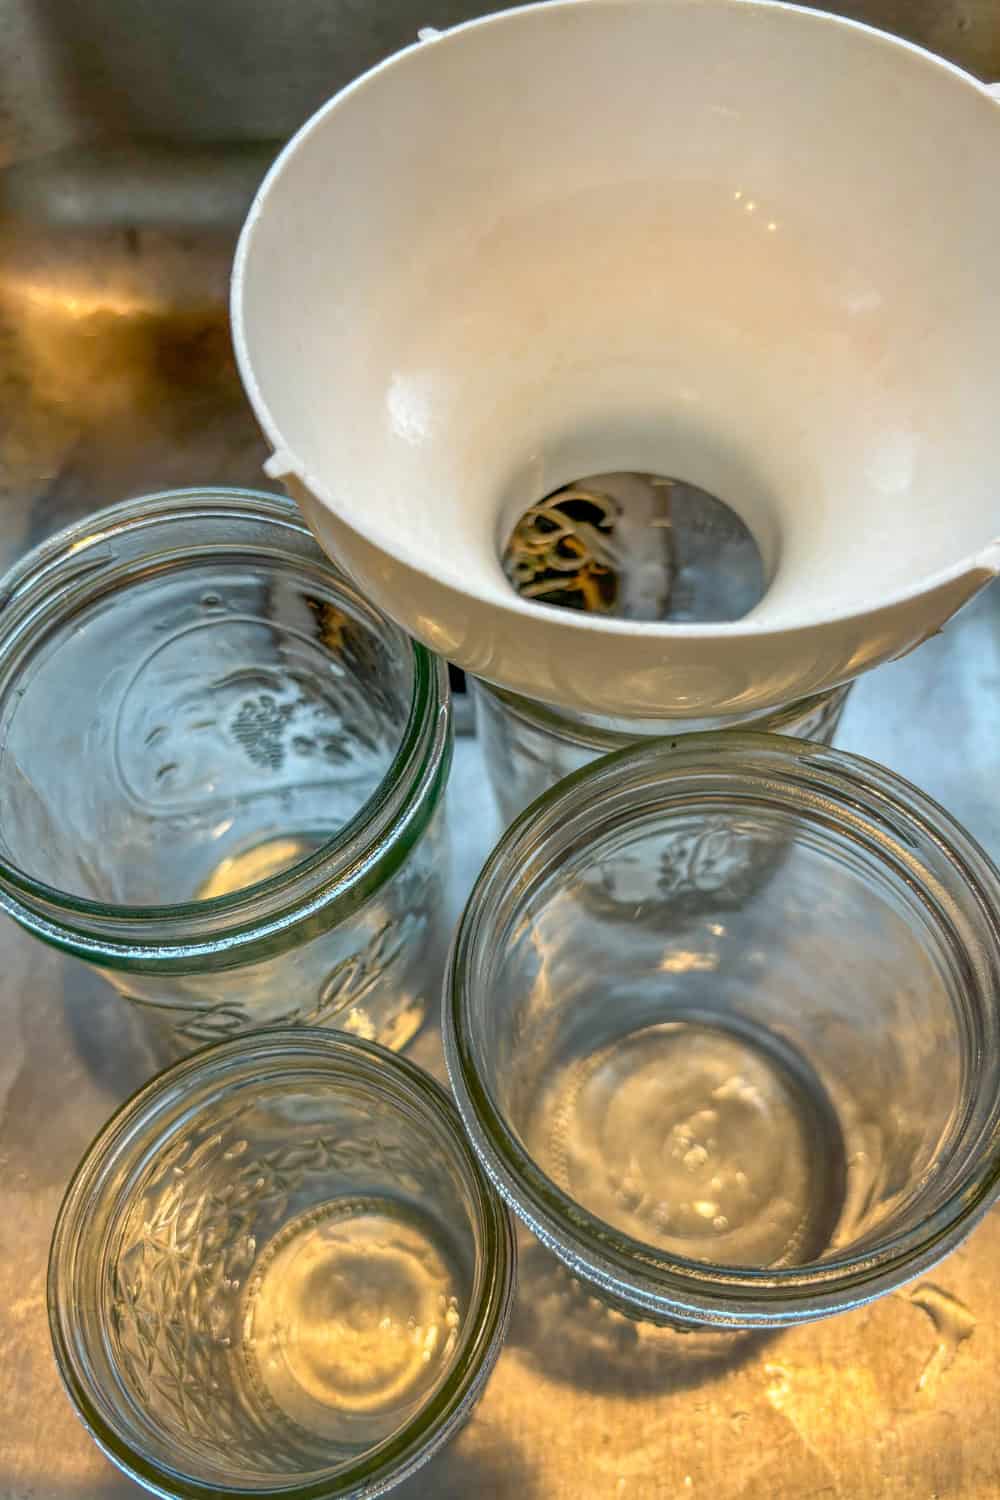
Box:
236, 0, 1000, 637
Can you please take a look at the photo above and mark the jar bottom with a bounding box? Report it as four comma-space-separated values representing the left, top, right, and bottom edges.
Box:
195, 829, 334, 898
521, 1014, 848, 1270
241, 1195, 468, 1456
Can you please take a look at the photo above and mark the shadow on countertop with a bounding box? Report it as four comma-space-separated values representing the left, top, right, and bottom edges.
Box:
507, 1236, 779, 1399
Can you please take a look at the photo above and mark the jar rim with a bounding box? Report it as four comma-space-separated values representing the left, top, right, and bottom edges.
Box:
444, 731, 1000, 1325
48, 1027, 516, 1500
0, 489, 451, 970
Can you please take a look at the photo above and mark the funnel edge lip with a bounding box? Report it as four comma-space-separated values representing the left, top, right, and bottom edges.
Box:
229, 0, 1000, 649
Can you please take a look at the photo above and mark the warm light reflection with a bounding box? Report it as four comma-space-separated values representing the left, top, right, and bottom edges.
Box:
659, 950, 719, 974
9, 277, 159, 320
66, 530, 112, 556
413, 614, 461, 654
732, 191, 777, 232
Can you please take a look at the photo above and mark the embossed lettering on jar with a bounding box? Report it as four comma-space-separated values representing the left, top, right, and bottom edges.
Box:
0, 490, 451, 1054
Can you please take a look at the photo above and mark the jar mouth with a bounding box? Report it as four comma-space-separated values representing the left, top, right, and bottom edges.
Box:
48, 1028, 516, 1500
444, 732, 1000, 1325
0, 490, 451, 969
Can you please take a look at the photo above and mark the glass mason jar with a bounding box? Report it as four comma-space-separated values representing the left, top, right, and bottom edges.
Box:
473, 677, 852, 826
444, 733, 1000, 1328
0, 489, 451, 1055
49, 1028, 516, 1499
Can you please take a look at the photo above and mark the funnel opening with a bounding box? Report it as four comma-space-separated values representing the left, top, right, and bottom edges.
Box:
501, 470, 767, 624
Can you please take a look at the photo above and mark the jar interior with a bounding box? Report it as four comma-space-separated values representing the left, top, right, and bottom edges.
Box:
75, 1065, 484, 1487
0, 555, 413, 904
474, 788, 994, 1274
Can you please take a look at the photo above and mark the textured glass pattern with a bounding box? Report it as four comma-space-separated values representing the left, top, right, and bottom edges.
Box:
50, 1034, 515, 1496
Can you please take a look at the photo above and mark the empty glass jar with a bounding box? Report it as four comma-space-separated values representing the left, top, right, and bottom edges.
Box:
48, 1028, 515, 1499
444, 733, 1000, 1327
0, 489, 451, 1054
473, 677, 851, 825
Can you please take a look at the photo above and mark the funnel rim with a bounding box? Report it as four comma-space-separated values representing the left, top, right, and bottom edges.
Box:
250, 474, 1000, 643
231, 0, 1000, 646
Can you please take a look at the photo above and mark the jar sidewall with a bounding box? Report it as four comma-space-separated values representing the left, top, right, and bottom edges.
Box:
444, 732, 1000, 1323
474, 676, 853, 754
0, 705, 450, 970
445, 974, 1000, 1326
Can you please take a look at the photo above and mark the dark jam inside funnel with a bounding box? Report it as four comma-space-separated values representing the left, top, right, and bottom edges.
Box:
502, 472, 765, 624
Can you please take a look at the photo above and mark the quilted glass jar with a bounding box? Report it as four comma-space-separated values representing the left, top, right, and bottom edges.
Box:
49, 1029, 515, 1497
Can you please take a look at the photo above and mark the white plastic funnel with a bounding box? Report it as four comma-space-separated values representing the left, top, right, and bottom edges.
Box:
232, 0, 1000, 717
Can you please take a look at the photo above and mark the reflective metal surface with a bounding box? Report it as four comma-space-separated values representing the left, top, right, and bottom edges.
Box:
2, 2, 999, 1495
5, 0, 993, 167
